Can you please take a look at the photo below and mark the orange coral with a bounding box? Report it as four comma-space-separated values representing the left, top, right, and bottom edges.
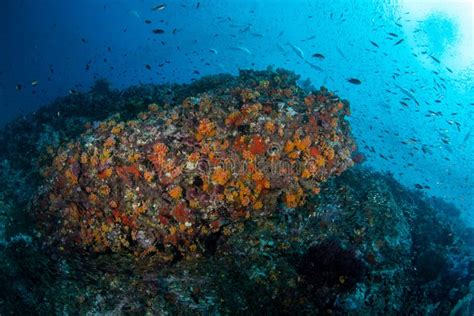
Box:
104, 137, 115, 148
284, 140, 295, 153
169, 186, 183, 199
153, 142, 168, 156
98, 168, 113, 180
196, 118, 216, 140
211, 166, 230, 186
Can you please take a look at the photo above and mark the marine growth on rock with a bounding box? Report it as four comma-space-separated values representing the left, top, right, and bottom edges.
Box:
38, 69, 355, 261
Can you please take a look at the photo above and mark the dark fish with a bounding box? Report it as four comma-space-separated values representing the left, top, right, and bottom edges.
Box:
152, 29, 165, 34
400, 101, 409, 107
446, 67, 453, 73
421, 145, 431, 154
302, 35, 317, 41
347, 78, 361, 85
196, 2, 200, 8
312, 53, 325, 59
463, 127, 472, 143
394, 38, 404, 45
151, 4, 166, 11
145, 64, 151, 70
370, 41, 379, 48
414, 184, 424, 189
16, 84, 22, 91
144, 19, 152, 24
81, 38, 87, 43
387, 32, 398, 37
430, 55, 440, 64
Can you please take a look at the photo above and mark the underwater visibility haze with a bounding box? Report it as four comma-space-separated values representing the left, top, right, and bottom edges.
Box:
0, 0, 473, 314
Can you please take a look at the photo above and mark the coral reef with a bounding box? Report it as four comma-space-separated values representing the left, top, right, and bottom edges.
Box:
38, 68, 354, 260
0, 68, 472, 315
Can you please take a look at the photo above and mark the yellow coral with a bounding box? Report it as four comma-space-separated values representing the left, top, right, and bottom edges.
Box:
99, 184, 110, 197
65, 169, 78, 184
148, 103, 159, 112
144, 171, 154, 182
253, 200, 263, 210
111, 124, 123, 135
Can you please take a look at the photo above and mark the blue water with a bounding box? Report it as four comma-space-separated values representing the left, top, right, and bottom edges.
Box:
1, 0, 473, 222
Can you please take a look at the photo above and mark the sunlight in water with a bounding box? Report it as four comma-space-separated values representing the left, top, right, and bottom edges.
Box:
400, 0, 473, 70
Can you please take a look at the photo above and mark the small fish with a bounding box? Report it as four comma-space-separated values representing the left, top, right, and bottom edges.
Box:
209, 48, 218, 54
347, 78, 361, 85
414, 184, 424, 189
394, 83, 419, 105
441, 138, 450, 145
152, 29, 165, 34
305, 60, 323, 72
229, 46, 251, 54
144, 19, 152, 24
387, 32, 398, 37
145, 64, 151, 70
16, 84, 22, 91
370, 41, 379, 48
151, 4, 166, 11
302, 35, 317, 42
31, 80, 39, 86
287, 43, 305, 60
430, 55, 440, 64
421, 145, 432, 154
394, 38, 404, 45
463, 127, 472, 143
336, 46, 347, 60
312, 53, 325, 60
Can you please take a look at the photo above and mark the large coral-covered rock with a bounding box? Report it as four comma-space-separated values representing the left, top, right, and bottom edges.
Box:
39, 69, 355, 260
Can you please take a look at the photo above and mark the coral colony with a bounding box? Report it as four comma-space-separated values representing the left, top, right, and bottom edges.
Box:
39, 69, 355, 260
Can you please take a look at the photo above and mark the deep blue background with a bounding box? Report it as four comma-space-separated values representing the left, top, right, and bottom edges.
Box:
1, 0, 473, 223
